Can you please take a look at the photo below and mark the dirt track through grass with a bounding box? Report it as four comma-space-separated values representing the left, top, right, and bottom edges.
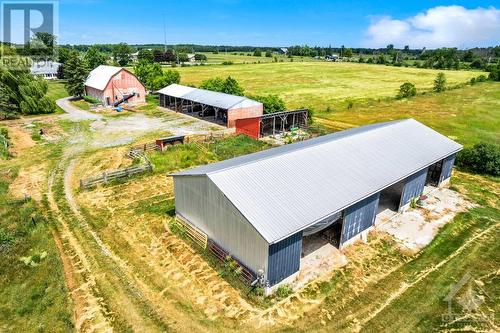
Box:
359, 220, 499, 330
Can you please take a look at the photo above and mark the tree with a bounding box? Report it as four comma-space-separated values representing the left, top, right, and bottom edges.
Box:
65, 51, 88, 97
344, 48, 353, 58
0, 64, 55, 117
199, 77, 225, 92
177, 53, 189, 63
153, 49, 166, 63
376, 54, 386, 64
253, 50, 262, 57
152, 70, 181, 90
222, 76, 244, 96
57, 47, 71, 64
137, 49, 154, 63
164, 50, 176, 62
265, 50, 272, 57
194, 53, 207, 61
199, 76, 244, 96
249, 94, 286, 114
396, 82, 417, 99
84, 46, 107, 70
433, 72, 446, 92
26, 32, 56, 59
457, 143, 500, 176
134, 61, 162, 90
112, 43, 132, 66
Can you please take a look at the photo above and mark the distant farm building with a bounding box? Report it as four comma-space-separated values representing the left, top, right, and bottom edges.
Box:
326, 54, 339, 61
30, 60, 60, 80
84, 65, 146, 106
158, 84, 263, 128
278, 48, 288, 54
172, 119, 462, 290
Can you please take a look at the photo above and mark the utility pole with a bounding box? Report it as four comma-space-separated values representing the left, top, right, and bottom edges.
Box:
162, 12, 167, 52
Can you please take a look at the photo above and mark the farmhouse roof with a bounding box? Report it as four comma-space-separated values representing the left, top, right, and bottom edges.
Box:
158, 83, 262, 110
172, 119, 462, 244
85, 65, 123, 91
30, 61, 60, 75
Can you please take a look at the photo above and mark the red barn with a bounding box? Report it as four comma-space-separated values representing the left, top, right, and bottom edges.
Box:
85, 65, 146, 106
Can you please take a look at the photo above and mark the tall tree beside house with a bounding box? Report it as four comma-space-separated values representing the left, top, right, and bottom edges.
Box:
84, 46, 107, 70
64, 51, 88, 97
112, 43, 132, 66
0, 64, 55, 118
344, 48, 353, 58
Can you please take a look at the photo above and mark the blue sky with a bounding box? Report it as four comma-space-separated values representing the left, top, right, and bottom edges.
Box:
57, 0, 500, 48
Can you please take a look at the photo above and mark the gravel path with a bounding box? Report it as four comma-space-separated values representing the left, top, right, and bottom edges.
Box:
56, 97, 102, 121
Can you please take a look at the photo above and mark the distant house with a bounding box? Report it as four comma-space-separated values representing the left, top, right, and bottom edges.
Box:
84, 65, 146, 106
30, 60, 60, 80
187, 54, 196, 63
325, 54, 339, 62
278, 47, 288, 55
130, 51, 140, 62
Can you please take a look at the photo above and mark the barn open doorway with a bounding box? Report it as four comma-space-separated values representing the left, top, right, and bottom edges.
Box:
301, 220, 343, 258
426, 159, 443, 186
377, 180, 405, 214
298, 220, 346, 288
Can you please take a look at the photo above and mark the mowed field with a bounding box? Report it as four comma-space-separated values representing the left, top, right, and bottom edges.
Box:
316, 81, 500, 146
199, 52, 296, 64
175, 62, 483, 109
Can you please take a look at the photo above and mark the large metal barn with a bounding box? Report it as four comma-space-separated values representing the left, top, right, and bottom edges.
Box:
171, 119, 462, 290
157, 84, 263, 127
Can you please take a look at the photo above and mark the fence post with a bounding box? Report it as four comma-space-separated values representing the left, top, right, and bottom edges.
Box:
103, 172, 108, 184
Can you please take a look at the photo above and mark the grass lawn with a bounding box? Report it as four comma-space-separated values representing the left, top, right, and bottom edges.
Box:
46, 80, 69, 114
174, 62, 483, 110
315, 81, 500, 146
0, 142, 73, 332
70, 100, 90, 111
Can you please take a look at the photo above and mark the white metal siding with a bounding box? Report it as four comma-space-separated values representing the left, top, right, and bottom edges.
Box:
174, 176, 269, 275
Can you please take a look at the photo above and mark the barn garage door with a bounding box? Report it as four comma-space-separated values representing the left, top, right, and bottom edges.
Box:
341, 193, 380, 244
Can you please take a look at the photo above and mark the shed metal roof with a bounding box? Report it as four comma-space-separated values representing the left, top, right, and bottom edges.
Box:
158, 83, 262, 110
173, 119, 462, 244
85, 65, 122, 91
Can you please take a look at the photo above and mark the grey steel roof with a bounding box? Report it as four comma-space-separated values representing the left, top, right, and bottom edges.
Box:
173, 119, 462, 244
157, 84, 262, 110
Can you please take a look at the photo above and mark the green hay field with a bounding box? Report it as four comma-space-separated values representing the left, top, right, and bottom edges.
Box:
175, 62, 483, 109
315, 81, 500, 147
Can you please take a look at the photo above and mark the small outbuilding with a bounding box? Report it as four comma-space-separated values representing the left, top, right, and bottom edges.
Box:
171, 119, 462, 290
158, 84, 263, 128
85, 65, 146, 106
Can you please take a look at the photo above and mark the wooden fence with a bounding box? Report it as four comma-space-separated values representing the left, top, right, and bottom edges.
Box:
175, 215, 208, 249
80, 158, 153, 189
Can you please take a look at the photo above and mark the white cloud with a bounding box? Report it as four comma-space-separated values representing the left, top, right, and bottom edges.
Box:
363, 6, 500, 48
